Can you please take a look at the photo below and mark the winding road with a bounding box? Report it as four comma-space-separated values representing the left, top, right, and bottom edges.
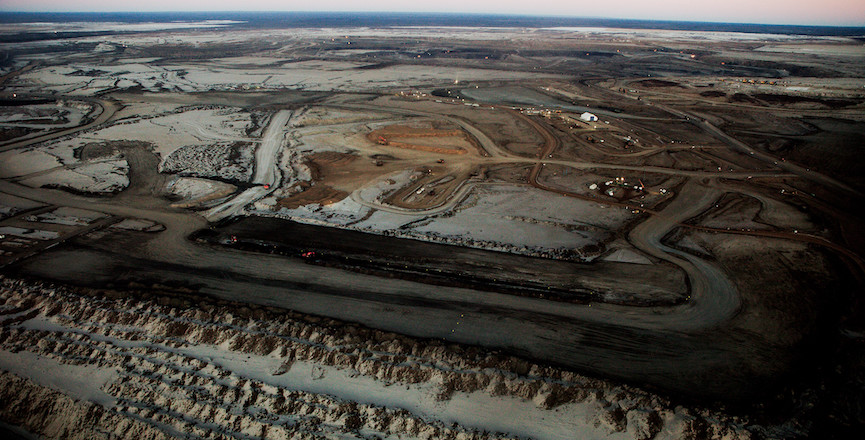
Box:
0, 97, 118, 153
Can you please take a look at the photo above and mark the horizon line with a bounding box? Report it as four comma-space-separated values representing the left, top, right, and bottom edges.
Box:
0, 10, 863, 29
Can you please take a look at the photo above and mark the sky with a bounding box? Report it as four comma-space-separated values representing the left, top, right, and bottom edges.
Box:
1, 0, 864, 26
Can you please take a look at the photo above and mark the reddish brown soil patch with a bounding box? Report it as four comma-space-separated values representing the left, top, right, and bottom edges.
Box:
368, 124, 469, 155
277, 184, 349, 209
305, 152, 358, 180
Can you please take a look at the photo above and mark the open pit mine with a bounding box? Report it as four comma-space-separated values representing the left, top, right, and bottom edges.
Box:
0, 13, 864, 440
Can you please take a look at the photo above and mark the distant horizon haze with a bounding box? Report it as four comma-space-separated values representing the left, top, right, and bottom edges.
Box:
1, 1, 865, 27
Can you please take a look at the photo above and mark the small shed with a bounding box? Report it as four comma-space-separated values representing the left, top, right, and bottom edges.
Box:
580, 112, 598, 122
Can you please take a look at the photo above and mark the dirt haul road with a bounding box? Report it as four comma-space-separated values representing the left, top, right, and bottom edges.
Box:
0, 98, 119, 153
205, 109, 293, 222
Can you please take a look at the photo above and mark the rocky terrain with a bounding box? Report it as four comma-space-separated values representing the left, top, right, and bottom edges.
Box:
0, 276, 766, 440
159, 142, 254, 184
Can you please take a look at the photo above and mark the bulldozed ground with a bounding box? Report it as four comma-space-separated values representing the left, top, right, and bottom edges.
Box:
366, 122, 476, 156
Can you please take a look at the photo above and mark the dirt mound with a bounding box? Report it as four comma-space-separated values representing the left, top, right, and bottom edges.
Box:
0, 277, 762, 440
159, 141, 254, 183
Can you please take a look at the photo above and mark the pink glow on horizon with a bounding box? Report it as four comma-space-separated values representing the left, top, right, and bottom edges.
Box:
1, 0, 864, 26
